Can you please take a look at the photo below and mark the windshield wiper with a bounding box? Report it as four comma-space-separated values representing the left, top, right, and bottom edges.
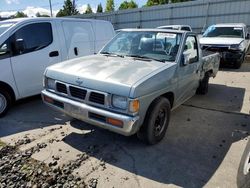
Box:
126, 54, 166, 63
100, 51, 124, 58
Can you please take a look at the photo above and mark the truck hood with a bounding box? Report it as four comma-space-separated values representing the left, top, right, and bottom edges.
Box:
200, 37, 244, 45
46, 55, 172, 96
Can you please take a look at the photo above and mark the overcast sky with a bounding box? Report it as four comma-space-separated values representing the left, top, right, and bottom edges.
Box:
0, 0, 148, 17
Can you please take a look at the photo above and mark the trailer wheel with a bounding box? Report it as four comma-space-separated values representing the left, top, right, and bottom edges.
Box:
0, 90, 11, 118
196, 72, 210, 95
137, 97, 170, 145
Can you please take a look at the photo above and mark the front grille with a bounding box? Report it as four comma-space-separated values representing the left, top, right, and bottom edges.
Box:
89, 112, 106, 122
89, 92, 105, 105
69, 86, 87, 100
202, 45, 229, 52
56, 83, 67, 94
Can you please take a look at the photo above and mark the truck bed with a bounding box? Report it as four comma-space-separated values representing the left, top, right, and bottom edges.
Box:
201, 50, 220, 77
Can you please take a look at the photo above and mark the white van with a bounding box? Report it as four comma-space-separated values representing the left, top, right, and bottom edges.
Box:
0, 17, 115, 117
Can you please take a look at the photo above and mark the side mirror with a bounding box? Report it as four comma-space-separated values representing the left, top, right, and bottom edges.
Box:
246, 33, 250, 40
0, 43, 8, 55
15, 38, 25, 54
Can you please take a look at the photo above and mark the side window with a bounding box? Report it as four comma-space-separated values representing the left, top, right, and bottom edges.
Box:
0, 39, 10, 60
182, 27, 191, 31
183, 36, 198, 64
12, 22, 52, 56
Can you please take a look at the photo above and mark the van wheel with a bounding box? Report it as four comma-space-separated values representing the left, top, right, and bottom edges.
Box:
237, 140, 250, 188
0, 90, 11, 118
196, 72, 210, 95
137, 97, 170, 145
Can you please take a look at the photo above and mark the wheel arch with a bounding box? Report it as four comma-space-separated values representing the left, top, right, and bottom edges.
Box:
0, 81, 16, 103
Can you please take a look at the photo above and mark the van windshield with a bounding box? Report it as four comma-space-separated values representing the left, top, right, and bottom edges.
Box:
203, 26, 244, 38
100, 31, 182, 62
0, 22, 15, 36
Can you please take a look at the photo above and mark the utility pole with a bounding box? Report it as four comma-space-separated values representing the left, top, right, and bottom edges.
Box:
72, 0, 76, 15
49, 0, 53, 17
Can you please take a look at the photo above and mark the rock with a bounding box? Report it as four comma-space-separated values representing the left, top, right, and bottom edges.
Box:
52, 155, 60, 161
88, 178, 98, 188
48, 161, 58, 167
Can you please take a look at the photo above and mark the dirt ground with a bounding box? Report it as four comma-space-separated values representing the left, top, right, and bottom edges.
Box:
0, 60, 250, 188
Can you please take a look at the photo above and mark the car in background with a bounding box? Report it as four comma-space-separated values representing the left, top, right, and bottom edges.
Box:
157, 25, 192, 32
200, 23, 250, 69
0, 17, 115, 117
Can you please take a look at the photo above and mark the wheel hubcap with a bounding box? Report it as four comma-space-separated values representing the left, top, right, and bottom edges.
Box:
0, 93, 7, 114
154, 109, 166, 137
243, 151, 250, 175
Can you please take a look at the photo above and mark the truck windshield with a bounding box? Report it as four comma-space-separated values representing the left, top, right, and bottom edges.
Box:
0, 23, 14, 36
203, 26, 244, 38
100, 31, 182, 62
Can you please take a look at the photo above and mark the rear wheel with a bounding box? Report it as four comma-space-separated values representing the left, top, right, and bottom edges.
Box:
196, 72, 210, 95
0, 90, 11, 118
137, 97, 170, 145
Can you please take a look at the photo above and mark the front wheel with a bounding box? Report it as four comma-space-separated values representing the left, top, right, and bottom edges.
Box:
0, 90, 11, 118
137, 97, 170, 145
234, 53, 245, 69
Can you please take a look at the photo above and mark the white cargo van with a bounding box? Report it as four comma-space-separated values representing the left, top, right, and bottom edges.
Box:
0, 17, 115, 116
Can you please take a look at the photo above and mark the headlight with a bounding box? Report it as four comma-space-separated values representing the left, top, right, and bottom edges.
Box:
230, 43, 244, 51
112, 95, 128, 110
45, 77, 56, 90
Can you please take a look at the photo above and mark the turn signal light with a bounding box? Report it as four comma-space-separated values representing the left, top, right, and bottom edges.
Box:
107, 118, 123, 128
44, 96, 53, 103
129, 99, 140, 113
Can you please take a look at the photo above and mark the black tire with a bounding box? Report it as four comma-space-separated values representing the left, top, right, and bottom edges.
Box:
0, 90, 11, 118
237, 140, 250, 188
137, 97, 171, 145
196, 72, 210, 95
234, 53, 245, 69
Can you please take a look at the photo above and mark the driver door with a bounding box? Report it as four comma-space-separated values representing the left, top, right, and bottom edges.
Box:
176, 35, 200, 105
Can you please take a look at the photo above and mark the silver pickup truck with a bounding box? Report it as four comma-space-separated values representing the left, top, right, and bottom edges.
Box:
42, 29, 220, 144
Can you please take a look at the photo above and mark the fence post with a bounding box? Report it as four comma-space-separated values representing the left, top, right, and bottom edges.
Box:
139, 10, 142, 28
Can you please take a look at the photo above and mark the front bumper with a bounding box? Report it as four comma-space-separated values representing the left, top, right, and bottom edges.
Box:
41, 90, 139, 136
220, 51, 244, 64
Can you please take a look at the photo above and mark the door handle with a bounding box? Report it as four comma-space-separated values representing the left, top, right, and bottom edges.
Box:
49, 51, 59, 57
74, 47, 78, 56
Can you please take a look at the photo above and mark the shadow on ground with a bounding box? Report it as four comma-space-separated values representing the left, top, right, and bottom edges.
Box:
63, 83, 249, 187
219, 60, 250, 72
185, 83, 246, 113
0, 95, 70, 137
